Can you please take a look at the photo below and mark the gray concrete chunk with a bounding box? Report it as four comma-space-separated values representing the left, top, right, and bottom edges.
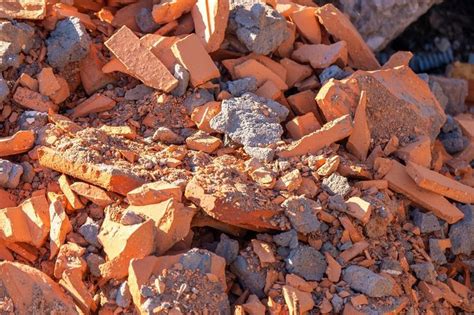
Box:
225, 77, 257, 96
210, 93, 288, 160
449, 204, 474, 256
412, 209, 441, 234
46, 17, 91, 69
321, 173, 351, 197
285, 245, 327, 281
343, 265, 394, 297
0, 159, 23, 189
282, 196, 321, 234
215, 234, 239, 265
0, 21, 35, 70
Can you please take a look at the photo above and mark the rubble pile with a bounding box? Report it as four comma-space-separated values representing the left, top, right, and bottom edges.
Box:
0, 0, 473, 314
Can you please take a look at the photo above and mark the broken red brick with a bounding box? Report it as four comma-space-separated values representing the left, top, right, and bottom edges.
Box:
276, 20, 296, 58
280, 58, 313, 87
346, 91, 371, 161
186, 131, 222, 153
79, 44, 115, 95
325, 252, 341, 283
0, 130, 35, 157
454, 113, 474, 140
171, 33, 221, 86
105, 26, 178, 92
286, 112, 321, 140
395, 136, 432, 168
251, 239, 276, 264
286, 89, 320, 118
18, 73, 39, 92
292, 41, 348, 69
384, 160, 464, 224
58, 174, 84, 211
152, 0, 196, 24
59, 269, 97, 313
406, 161, 474, 204
70, 93, 116, 119
316, 4, 380, 70
291, 7, 321, 44
0, 189, 16, 209
37, 67, 60, 97
345, 196, 372, 224
13, 86, 57, 112
279, 114, 353, 158
37, 146, 145, 195
282, 285, 315, 313
192, 0, 229, 52
255, 80, 282, 100
127, 181, 182, 206
234, 59, 288, 90
70, 182, 113, 207
49, 198, 72, 259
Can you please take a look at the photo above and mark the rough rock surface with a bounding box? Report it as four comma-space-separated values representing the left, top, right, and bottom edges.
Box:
0, 159, 23, 188
228, 0, 289, 55
210, 93, 288, 159
46, 17, 91, 69
343, 265, 394, 297
285, 245, 327, 281
449, 205, 474, 256
0, 20, 35, 70
282, 196, 321, 234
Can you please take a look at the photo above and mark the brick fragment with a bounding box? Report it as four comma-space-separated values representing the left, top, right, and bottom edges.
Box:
346, 91, 370, 161
79, 44, 115, 95
276, 21, 296, 58
99, 125, 137, 140
454, 113, 474, 140
49, 76, 70, 105
37, 68, 60, 97
98, 214, 155, 279
324, 252, 341, 283
292, 41, 348, 69
0, 130, 35, 157
49, 198, 72, 259
18, 73, 38, 91
291, 7, 321, 44
235, 59, 288, 91
345, 196, 372, 224
285, 274, 316, 292
171, 34, 220, 86
150, 35, 180, 71
70, 182, 113, 207
286, 112, 321, 140
59, 269, 97, 313
58, 174, 84, 210
354, 180, 388, 190
127, 181, 182, 206
105, 26, 178, 92
279, 114, 353, 158
339, 240, 369, 263
111, 0, 152, 32
127, 198, 197, 255
255, 80, 282, 100
406, 161, 474, 204
152, 0, 196, 24
242, 295, 266, 315
251, 239, 276, 264
52, 4, 97, 31
280, 58, 312, 87
192, 0, 229, 52
395, 136, 432, 168
37, 147, 145, 195
282, 285, 315, 313
13, 86, 57, 112
186, 131, 222, 153
316, 4, 380, 70
0, 189, 16, 208
70, 93, 116, 119
0, 0, 46, 20
382, 51, 413, 69
286, 90, 319, 118
384, 160, 464, 224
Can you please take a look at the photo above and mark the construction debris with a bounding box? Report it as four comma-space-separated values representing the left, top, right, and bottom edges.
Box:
0, 1, 473, 314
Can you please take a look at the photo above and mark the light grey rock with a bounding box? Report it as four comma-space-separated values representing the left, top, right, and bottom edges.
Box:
412, 209, 441, 234
231, 254, 266, 297
116, 281, 132, 308
449, 205, 474, 256
0, 21, 35, 70
343, 265, 394, 297
171, 64, 189, 97
46, 17, 91, 69
285, 245, 327, 281
410, 262, 437, 284
0, 159, 23, 189
228, 0, 289, 55
215, 234, 239, 265
210, 93, 288, 160
152, 126, 184, 144
0, 75, 9, 102
225, 77, 257, 96
79, 217, 101, 248
429, 238, 447, 265
429, 76, 468, 115
319, 65, 350, 85
86, 253, 104, 277
439, 115, 469, 154
380, 259, 403, 276
20, 162, 34, 183
282, 196, 321, 234
273, 229, 298, 249
183, 89, 214, 114
124, 84, 153, 101
321, 173, 351, 197
136, 8, 159, 33
18, 111, 48, 131
335, 0, 442, 51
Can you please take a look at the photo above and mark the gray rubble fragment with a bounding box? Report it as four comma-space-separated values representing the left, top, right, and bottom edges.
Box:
231, 254, 266, 298
79, 217, 101, 248
429, 75, 468, 115
321, 173, 351, 197
18, 111, 48, 131
183, 89, 214, 114
343, 265, 394, 297
210, 93, 288, 160
0, 21, 35, 70
225, 77, 257, 96
282, 196, 321, 234
46, 17, 91, 69
449, 204, 474, 256
136, 8, 159, 33
319, 65, 350, 85
273, 229, 298, 249
124, 84, 153, 101
412, 209, 441, 234
171, 64, 190, 97
228, 0, 289, 55
215, 234, 239, 265
429, 238, 447, 265
116, 281, 132, 308
285, 245, 327, 281
0, 75, 9, 102
0, 159, 23, 189
410, 262, 437, 284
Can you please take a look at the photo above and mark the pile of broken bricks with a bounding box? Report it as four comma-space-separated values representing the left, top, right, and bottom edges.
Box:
1, 0, 474, 314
